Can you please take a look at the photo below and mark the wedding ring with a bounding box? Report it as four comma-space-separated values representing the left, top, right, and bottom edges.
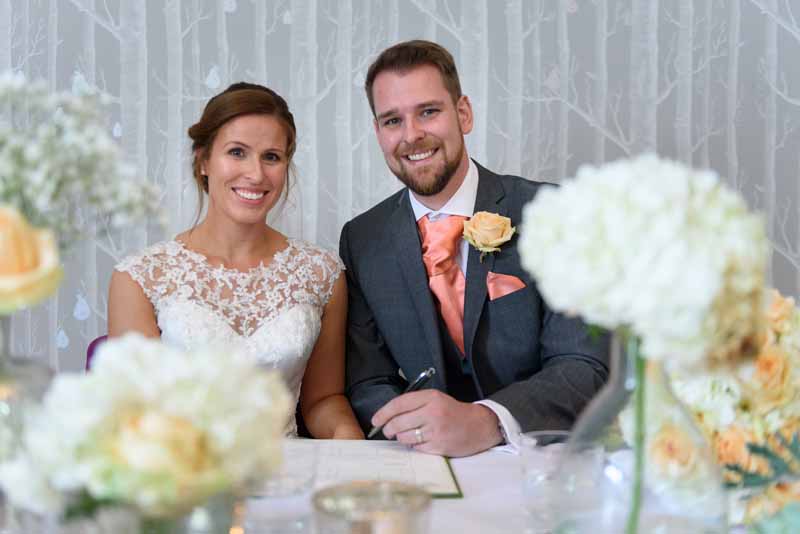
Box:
415, 427, 424, 444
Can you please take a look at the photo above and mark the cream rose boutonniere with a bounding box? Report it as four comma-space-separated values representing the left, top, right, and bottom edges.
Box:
463, 211, 515, 262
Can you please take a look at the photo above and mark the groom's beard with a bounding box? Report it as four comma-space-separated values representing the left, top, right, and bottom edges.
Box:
390, 141, 464, 197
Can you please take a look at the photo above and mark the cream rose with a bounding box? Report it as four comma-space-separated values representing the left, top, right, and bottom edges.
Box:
462, 211, 515, 260
114, 411, 214, 478
641, 420, 719, 505
100, 409, 225, 516
0, 205, 62, 314
648, 423, 700, 479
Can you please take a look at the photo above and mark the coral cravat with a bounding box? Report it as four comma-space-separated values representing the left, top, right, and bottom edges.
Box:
418, 214, 468, 356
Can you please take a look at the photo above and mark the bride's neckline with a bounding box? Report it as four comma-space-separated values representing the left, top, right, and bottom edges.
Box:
171, 237, 297, 275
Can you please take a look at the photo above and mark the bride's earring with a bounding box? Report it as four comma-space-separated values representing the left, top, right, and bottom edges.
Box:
200, 163, 209, 192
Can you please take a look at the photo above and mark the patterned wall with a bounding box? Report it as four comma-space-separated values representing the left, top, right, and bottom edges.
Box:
4, 0, 800, 370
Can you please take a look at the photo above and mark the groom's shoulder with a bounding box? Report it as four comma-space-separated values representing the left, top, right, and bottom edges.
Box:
344, 188, 406, 234
479, 163, 556, 208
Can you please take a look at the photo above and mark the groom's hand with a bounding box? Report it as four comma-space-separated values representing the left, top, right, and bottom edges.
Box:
372, 390, 503, 457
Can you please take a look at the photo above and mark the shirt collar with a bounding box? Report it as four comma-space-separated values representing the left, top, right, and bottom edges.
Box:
409, 159, 478, 222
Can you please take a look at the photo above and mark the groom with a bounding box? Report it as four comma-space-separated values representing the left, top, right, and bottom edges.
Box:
340, 40, 608, 457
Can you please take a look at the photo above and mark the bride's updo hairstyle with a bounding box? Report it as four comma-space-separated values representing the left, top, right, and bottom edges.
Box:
187, 82, 297, 218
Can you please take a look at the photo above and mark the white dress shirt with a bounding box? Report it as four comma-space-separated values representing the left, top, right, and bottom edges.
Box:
408, 160, 522, 452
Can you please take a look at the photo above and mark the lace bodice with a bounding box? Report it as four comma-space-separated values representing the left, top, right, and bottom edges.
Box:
116, 239, 344, 435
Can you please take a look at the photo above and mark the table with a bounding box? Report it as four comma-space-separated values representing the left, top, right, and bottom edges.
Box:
246, 444, 748, 533
439, 451, 746, 534
246, 447, 526, 533
431, 450, 526, 533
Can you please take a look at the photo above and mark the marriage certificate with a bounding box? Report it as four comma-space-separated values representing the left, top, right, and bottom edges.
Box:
287, 439, 462, 498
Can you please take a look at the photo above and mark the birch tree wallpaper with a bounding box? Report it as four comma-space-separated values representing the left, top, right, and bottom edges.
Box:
4, 0, 800, 371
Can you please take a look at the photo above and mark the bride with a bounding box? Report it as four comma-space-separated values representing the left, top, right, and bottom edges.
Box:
108, 82, 364, 439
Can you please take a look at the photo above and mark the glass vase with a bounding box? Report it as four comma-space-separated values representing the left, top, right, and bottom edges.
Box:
0, 314, 54, 534
551, 328, 728, 534
0, 315, 53, 455
137, 494, 238, 534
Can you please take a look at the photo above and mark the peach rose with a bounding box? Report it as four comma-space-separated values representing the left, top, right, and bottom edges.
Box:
0, 206, 62, 314
757, 326, 773, 352
765, 481, 800, 507
778, 418, 800, 444
714, 425, 770, 481
763, 418, 800, 471
744, 481, 800, 524
767, 289, 796, 336
755, 345, 791, 389
751, 345, 796, 413
462, 211, 515, 260
648, 423, 700, 479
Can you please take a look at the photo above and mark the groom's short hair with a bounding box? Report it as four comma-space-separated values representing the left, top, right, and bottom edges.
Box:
365, 40, 462, 116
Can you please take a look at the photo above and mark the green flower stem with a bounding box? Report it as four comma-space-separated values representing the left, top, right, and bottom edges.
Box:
140, 516, 179, 534
625, 340, 646, 534
0, 315, 9, 357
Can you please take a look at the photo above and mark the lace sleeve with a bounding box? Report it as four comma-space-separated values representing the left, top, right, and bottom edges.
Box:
288, 241, 345, 310
316, 248, 345, 308
115, 243, 172, 308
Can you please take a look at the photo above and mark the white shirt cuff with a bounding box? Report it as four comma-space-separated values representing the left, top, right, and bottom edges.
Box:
474, 399, 522, 454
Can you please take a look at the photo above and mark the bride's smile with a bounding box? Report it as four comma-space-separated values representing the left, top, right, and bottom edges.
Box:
232, 187, 267, 202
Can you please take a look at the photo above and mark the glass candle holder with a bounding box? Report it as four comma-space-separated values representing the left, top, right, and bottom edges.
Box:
312, 481, 431, 534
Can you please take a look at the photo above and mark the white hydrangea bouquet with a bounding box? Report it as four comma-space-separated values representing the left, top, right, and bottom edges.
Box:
673, 289, 800, 525
0, 334, 291, 527
519, 154, 768, 532
520, 154, 767, 369
0, 71, 160, 249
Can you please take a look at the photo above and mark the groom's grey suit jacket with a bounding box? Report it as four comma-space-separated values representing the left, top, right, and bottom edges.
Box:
339, 161, 609, 434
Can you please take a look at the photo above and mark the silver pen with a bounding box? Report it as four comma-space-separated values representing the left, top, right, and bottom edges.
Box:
367, 367, 437, 439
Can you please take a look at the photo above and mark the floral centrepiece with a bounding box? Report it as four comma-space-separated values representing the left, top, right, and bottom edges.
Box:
0, 71, 160, 249
519, 153, 768, 533
673, 289, 800, 525
519, 153, 767, 370
613, 358, 721, 509
463, 211, 515, 261
0, 333, 291, 520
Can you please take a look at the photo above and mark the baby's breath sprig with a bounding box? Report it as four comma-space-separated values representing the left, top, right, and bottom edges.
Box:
0, 71, 161, 250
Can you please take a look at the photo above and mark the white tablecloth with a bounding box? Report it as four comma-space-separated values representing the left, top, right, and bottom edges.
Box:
246, 445, 745, 533
433, 451, 746, 534
245, 447, 526, 533
431, 450, 526, 533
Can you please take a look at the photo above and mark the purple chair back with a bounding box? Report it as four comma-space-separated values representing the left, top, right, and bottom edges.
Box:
85, 335, 108, 371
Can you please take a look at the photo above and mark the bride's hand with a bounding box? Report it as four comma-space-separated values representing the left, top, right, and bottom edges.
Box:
332, 425, 366, 440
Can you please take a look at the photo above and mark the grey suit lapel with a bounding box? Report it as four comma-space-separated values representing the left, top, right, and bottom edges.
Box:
390, 191, 446, 384
463, 163, 506, 358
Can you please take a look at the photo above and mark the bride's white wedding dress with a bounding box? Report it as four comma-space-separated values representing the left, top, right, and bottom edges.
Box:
116, 238, 344, 435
